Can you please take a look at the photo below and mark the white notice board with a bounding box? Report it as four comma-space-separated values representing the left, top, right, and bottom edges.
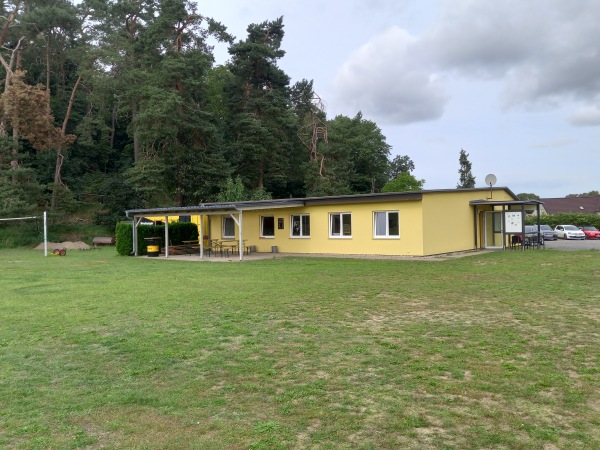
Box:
504, 211, 523, 233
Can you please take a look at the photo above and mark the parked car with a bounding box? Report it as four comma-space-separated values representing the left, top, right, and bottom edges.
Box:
524, 225, 544, 246
538, 224, 557, 241
554, 225, 586, 240
578, 226, 600, 240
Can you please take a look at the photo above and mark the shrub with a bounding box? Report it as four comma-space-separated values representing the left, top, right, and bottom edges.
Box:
115, 222, 134, 255
526, 213, 600, 229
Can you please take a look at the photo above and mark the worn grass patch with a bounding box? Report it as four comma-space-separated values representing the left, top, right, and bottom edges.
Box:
1, 248, 599, 449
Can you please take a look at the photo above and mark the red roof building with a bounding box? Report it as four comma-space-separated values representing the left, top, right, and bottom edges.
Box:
538, 196, 600, 215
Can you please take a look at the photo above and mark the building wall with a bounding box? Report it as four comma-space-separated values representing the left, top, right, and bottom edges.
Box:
421, 189, 515, 254
145, 189, 518, 256
207, 199, 425, 255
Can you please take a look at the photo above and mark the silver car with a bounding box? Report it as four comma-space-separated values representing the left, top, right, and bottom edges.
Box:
538, 224, 557, 241
523, 225, 544, 247
554, 225, 585, 240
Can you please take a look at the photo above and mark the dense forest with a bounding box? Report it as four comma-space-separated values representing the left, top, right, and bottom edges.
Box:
0, 0, 416, 226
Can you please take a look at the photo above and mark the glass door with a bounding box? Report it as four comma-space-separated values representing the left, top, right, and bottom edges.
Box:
483, 211, 503, 249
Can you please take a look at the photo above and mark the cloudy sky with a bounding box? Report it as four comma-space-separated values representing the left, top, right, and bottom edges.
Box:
200, 0, 600, 198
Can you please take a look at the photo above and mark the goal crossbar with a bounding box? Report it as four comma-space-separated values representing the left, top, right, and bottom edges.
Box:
0, 216, 39, 221
0, 212, 48, 256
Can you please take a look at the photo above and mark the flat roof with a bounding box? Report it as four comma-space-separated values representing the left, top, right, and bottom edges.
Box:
125, 187, 518, 217
470, 199, 544, 206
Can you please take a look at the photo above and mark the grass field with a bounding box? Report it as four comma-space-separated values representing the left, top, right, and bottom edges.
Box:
1, 248, 599, 449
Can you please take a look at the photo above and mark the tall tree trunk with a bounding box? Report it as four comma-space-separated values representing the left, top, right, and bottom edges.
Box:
258, 162, 264, 189
110, 102, 118, 149
131, 102, 140, 162
45, 34, 51, 115
51, 75, 81, 208
0, 36, 24, 139
0, 4, 24, 180
10, 101, 20, 182
0, 1, 20, 48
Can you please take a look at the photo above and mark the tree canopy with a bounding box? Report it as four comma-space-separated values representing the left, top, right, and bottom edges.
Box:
0, 5, 414, 222
382, 172, 425, 193
457, 148, 475, 189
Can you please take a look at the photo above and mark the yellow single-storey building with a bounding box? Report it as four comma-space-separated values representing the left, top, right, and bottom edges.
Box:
125, 187, 543, 259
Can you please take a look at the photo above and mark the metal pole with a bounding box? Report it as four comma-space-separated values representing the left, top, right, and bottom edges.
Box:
199, 214, 204, 258
239, 211, 243, 261
133, 218, 139, 256
521, 204, 526, 251
43, 211, 48, 257
164, 215, 169, 258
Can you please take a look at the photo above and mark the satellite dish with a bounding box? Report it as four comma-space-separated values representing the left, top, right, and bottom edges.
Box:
485, 174, 497, 187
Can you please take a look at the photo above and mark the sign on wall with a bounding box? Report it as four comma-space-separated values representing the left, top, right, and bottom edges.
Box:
504, 211, 523, 233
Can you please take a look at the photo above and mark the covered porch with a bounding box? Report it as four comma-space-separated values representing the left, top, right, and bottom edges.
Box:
125, 200, 303, 261
470, 199, 544, 251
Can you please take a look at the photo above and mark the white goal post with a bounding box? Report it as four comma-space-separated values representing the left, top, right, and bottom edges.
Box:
0, 211, 48, 256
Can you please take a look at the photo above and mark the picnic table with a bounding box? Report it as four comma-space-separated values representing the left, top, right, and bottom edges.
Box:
169, 239, 251, 257
181, 240, 201, 255
219, 239, 250, 255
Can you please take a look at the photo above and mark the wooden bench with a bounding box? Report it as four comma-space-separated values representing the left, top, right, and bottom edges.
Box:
92, 236, 115, 246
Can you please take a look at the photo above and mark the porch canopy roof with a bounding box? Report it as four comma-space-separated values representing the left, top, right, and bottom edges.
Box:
125, 198, 305, 219
469, 199, 545, 251
469, 199, 544, 208
125, 199, 305, 260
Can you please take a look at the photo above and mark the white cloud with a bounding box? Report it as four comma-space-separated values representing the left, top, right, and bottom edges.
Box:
332, 27, 447, 124
569, 104, 600, 126
331, 0, 600, 125
426, 0, 600, 109
530, 138, 576, 149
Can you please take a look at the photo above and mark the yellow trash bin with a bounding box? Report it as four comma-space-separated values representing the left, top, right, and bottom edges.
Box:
145, 237, 160, 257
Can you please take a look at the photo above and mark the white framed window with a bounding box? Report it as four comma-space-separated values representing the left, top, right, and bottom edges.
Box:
223, 217, 235, 238
291, 214, 310, 238
374, 211, 399, 238
260, 216, 275, 238
330, 213, 352, 238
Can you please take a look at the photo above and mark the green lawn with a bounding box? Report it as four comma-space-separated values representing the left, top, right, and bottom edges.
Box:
1, 248, 599, 449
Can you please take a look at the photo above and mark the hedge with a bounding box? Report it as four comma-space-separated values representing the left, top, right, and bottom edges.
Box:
115, 221, 199, 256
525, 212, 600, 229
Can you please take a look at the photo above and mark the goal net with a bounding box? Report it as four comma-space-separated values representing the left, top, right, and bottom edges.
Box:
0, 211, 48, 256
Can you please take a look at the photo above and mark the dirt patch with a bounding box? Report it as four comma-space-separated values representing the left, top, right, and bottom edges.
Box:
35, 241, 91, 250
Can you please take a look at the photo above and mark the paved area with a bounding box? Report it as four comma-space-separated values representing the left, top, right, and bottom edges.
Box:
543, 238, 600, 251
149, 250, 491, 262
145, 239, 598, 263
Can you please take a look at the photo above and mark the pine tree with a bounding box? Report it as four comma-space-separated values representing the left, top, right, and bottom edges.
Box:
323, 113, 391, 194
90, 0, 232, 206
457, 148, 476, 188
224, 17, 298, 193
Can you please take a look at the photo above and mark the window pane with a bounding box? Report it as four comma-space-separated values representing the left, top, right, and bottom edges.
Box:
223, 217, 235, 237
388, 212, 399, 236
302, 215, 310, 236
291, 216, 301, 236
262, 216, 275, 236
331, 214, 341, 235
342, 214, 352, 236
375, 212, 386, 236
